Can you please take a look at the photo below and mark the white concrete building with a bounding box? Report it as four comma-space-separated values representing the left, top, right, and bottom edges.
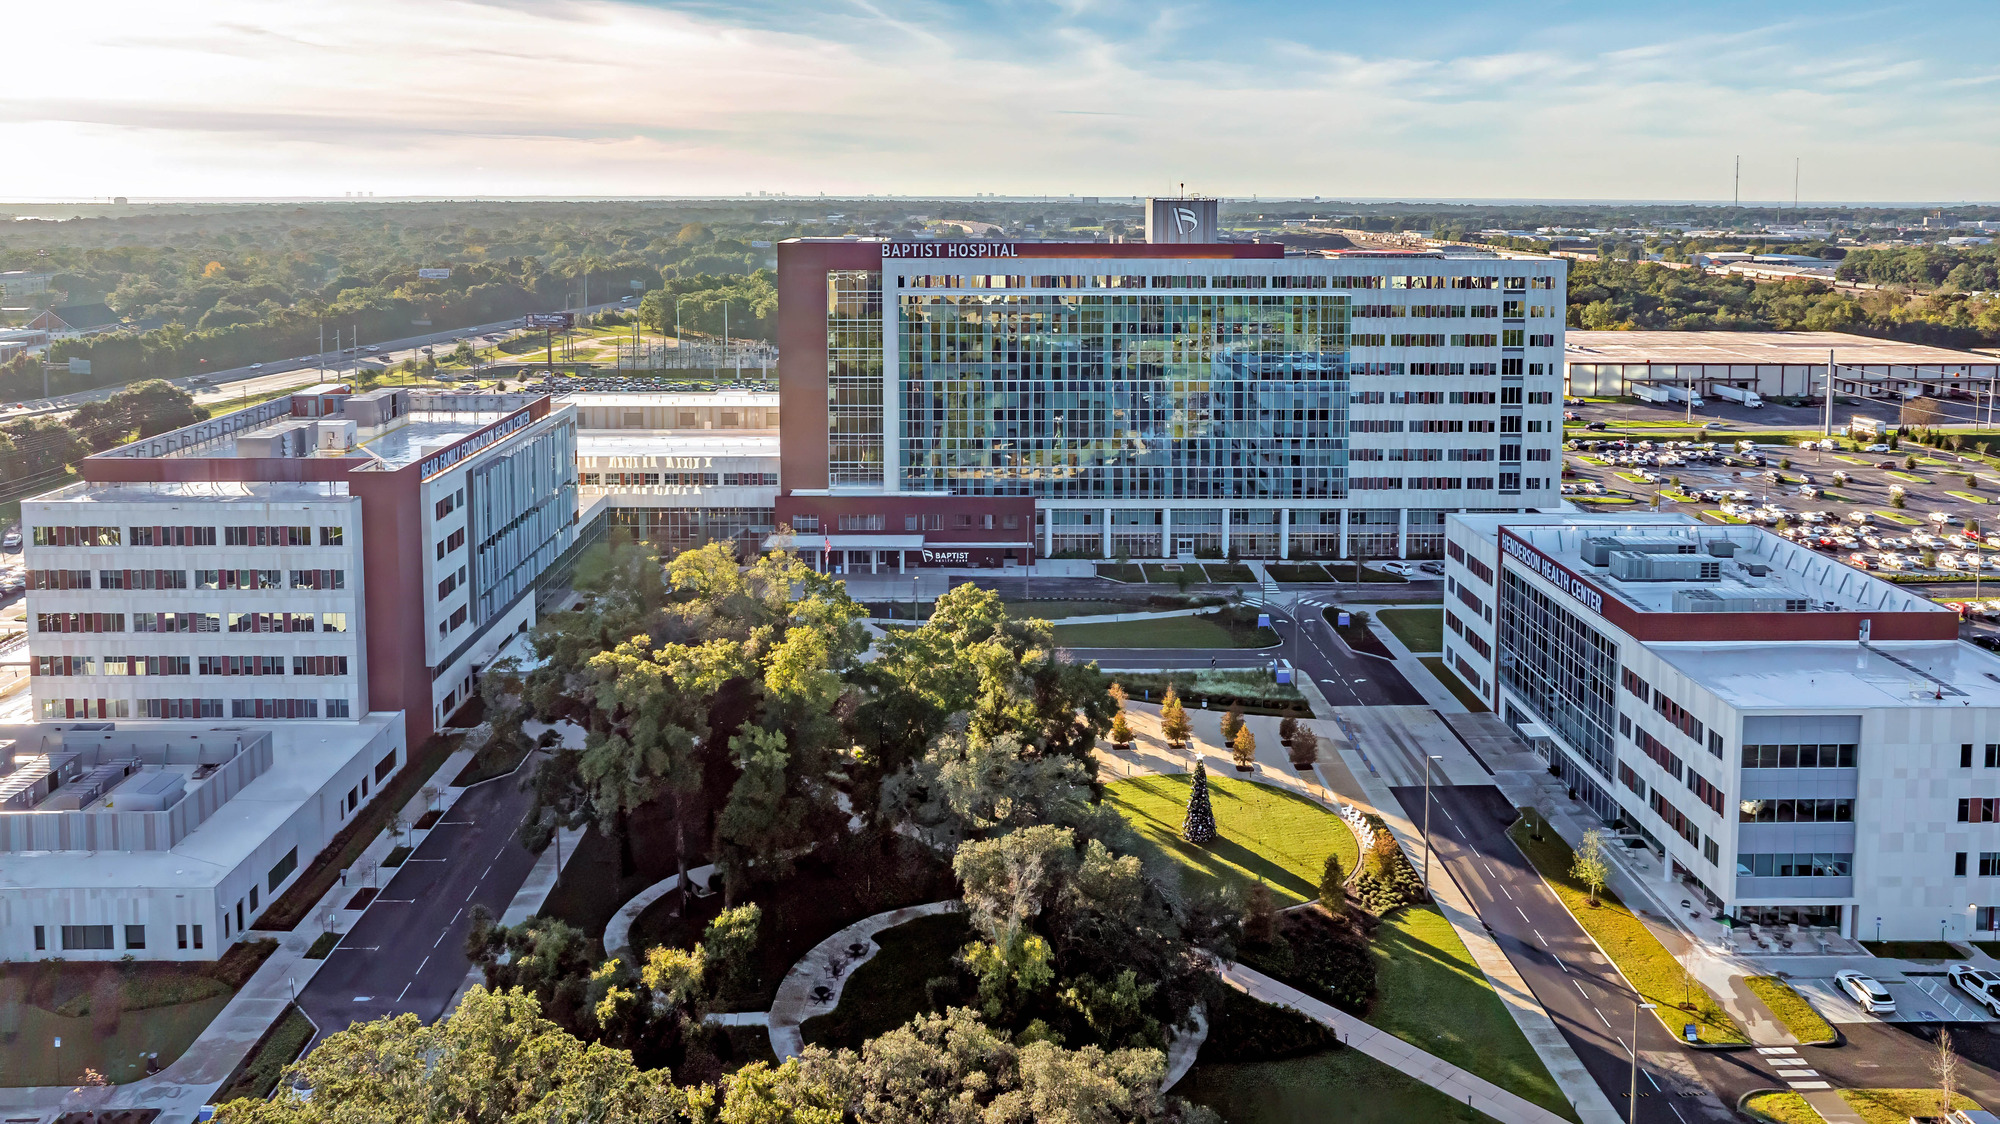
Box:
563, 391, 779, 555
1446, 513, 2000, 940
0, 717, 405, 961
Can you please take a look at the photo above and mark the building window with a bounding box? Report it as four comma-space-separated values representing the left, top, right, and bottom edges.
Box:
320, 526, 344, 546
1983, 853, 2000, 877
1703, 837, 1719, 866
193, 924, 203, 950
1957, 852, 1970, 877
376, 749, 398, 782
326, 698, 351, 718
1967, 744, 1977, 768
34, 925, 45, 951
268, 847, 298, 892
790, 516, 819, 533
178, 924, 189, 950
62, 925, 114, 951
125, 925, 146, 950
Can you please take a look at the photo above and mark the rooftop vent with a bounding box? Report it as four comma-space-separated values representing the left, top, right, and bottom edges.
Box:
1672, 588, 1811, 613
1706, 540, 1739, 557
1583, 537, 1697, 566
1608, 551, 1720, 583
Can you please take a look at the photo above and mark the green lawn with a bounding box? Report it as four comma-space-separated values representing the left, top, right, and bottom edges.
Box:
213, 1005, 314, 1103
1573, 493, 1641, 505
1838, 1089, 1981, 1124
1874, 510, 1922, 524
1104, 775, 1358, 906
1888, 470, 1932, 483
1420, 657, 1487, 712
1144, 563, 1208, 584
1268, 563, 1332, 582
1051, 613, 1277, 649
1095, 564, 1147, 583
1508, 819, 1747, 1044
1001, 599, 1146, 619
1948, 490, 1991, 504
1180, 1045, 1501, 1124
1370, 906, 1575, 1119
1743, 976, 1835, 1044
799, 911, 970, 1049
1377, 607, 1444, 653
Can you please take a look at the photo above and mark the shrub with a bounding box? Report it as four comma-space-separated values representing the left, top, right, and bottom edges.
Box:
1351, 816, 1426, 914
1278, 716, 1298, 746
1288, 726, 1320, 768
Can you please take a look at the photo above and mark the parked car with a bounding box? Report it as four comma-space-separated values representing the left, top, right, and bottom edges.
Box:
1585, 421, 1608, 430
248, 363, 262, 371
1, 529, 18, 550
1866, 444, 1891, 453
1836, 969, 1895, 1014
1951, 965, 2000, 1015
1377, 562, 1417, 576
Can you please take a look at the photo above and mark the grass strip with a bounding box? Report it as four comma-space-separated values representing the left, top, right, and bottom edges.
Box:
212, 1005, 314, 1104
450, 735, 533, 787
303, 931, 339, 960
1874, 510, 1922, 524
1507, 818, 1747, 1044
1743, 976, 1835, 1044
1369, 905, 1576, 1119
253, 732, 462, 930
1419, 657, 1487, 712
1376, 607, 1443, 653
1742, 1091, 1823, 1124
1948, 490, 1991, 504
1858, 939, 1962, 960
1268, 563, 1332, 582
1838, 1089, 1980, 1124
1052, 612, 1277, 649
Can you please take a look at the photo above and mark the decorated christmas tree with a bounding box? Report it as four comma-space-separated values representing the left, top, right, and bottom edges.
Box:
1183, 761, 1217, 845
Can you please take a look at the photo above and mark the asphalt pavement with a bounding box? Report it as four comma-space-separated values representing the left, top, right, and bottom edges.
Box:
1398, 782, 2000, 1119
296, 763, 541, 1047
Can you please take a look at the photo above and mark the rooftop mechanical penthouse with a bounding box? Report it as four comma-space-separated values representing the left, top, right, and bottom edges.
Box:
23, 385, 579, 746
775, 234, 1567, 572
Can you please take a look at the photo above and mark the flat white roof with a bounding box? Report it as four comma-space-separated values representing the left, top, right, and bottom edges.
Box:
30, 480, 352, 506
1650, 641, 2000, 710
0, 715, 398, 892
560, 392, 777, 408
1502, 520, 1946, 618
1566, 330, 2000, 368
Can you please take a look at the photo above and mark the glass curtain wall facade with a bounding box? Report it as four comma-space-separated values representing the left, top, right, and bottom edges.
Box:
467, 422, 578, 625
827, 271, 884, 487
1498, 568, 1621, 823
896, 288, 1349, 500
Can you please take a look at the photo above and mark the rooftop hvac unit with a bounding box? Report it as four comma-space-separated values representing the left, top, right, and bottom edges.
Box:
1582, 537, 1698, 566
1608, 551, 1721, 582
316, 420, 358, 452
1705, 540, 1740, 557
1672, 588, 1810, 613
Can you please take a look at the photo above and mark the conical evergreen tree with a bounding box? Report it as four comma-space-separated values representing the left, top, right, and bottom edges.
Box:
1160, 685, 1191, 750
1183, 761, 1217, 846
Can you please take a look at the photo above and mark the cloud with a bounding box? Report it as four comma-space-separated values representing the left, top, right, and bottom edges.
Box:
0, 0, 1993, 201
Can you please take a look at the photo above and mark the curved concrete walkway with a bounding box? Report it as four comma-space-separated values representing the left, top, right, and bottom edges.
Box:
602, 863, 717, 958
768, 901, 965, 1059
1219, 960, 1574, 1124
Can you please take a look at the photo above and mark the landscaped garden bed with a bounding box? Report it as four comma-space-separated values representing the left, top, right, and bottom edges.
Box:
1743, 976, 1836, 1044
1419, 656, 1487, 712
1324, 607, 1395, 658
799, 910, 971, 1049
211, 1005, 314, 1103
1111, 670, 1309, 717
1052, 607, 1278, 649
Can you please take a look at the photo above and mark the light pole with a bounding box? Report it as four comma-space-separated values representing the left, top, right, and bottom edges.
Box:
1630, 1001, 1657, 1124
1421, 754, 1444, 890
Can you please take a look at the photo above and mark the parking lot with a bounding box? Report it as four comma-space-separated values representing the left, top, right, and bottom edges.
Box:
1790, 973, 2000, 1025
1564, 429, 2000, 621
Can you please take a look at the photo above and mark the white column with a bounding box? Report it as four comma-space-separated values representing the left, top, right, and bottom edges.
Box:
1161, 507, 1174, 559
1219, 508, 1231, 558
1338, 508, 1349, 559
1398, 508, 1409, 559
1101, 507, 1112, 559
1279, 508, 1290, 560
1041, 513, 1051, 558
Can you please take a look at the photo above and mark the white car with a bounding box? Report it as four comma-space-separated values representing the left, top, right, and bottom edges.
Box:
1836, 969, 1895, 1015
1867, 444, 1891, 453
1377, 562, 1418, 576
1951, 965, 2000, 1015
1, 530, 18, 550
248, 363, 262, 370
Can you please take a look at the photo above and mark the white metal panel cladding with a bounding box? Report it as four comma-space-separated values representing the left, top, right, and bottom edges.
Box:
469, 420, 578, 624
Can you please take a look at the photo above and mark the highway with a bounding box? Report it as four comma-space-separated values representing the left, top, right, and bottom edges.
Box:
4, 299, 635, 416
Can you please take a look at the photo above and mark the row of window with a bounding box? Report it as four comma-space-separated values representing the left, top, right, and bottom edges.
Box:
29, 568, 345, 591
1738, 852, 1852, 878
1955, 853, 2000, 877
33, 655, 350, 677
1352, 477, 1546, 491
1651, 789, 1701, 846
1962, 744, 2000, 768
36, 612, 349, 633
1739, 797, 1852, 823
1742, 743, 1859, 769
39, 697, 351, 719
894, 273, 1556, 291
1353, 360, 1553, 377
33, 525, 346, 548
1352, 448, 1502, 462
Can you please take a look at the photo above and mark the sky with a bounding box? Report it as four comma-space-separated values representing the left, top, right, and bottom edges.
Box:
5, 0, 1997, 203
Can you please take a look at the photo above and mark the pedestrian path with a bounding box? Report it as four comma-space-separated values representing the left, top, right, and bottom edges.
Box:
1217, 960, 1577, 1124
767, 901, 965, 1060
1757, 1046, 1829, 1091
601, 863, 720, 957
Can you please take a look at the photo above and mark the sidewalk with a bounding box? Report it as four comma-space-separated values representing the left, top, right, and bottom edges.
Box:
1328, 723, 1623, 1124
0, 738, 486, 1121
1219, 960, 1576, 1124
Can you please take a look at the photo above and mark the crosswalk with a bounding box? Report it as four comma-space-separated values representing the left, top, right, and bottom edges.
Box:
1756, 1046, 1829, 1090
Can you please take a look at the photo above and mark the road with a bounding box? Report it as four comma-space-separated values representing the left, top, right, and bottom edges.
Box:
1056, 594, 1427, 708
1399, 782, 2000, 1119
4, 300, 634, 416
296, 762, 542, 1048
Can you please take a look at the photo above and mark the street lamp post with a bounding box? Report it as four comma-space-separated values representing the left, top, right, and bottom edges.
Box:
1421, 754, 1444, 890
1630, 1001, 1658, 1124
